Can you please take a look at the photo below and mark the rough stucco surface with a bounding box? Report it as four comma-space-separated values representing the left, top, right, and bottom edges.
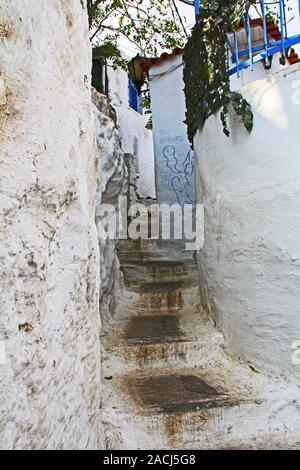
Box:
107, 65, 156, 199
0, 0, 102, 449
194, 65, 300, 386
92, 89, 127, 322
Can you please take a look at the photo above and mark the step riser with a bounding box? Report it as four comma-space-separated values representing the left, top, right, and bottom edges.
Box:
102, 399, 295, 450
121, 267, 198, 284
117, 240, 191, 252
117, 288, 201, 317
124, 281, 198, 293
118, 252, 175, 263
135, 287, 200, 314
117, 240, 159, 252
103, 339, 221, 375
118, 253, 194, 263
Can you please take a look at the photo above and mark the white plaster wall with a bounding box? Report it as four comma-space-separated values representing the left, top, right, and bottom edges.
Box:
230, 53, 283, 91
194, 64, 300, 386
0, 0, 102, 449
149, 55, 195, 205
107, 65, 156, 199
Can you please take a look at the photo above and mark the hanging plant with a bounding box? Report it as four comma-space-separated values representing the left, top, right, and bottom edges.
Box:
183, 0, 254, 146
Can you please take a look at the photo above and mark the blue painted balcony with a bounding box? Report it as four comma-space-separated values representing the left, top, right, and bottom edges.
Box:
194, 0, 300, 77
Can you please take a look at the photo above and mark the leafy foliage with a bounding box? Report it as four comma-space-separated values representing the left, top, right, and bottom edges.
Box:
92, 42, 126, 68
140, 92, 153, 129
88, 1, 188, 119
183, 0, 254, 145
88, 0, 187, 61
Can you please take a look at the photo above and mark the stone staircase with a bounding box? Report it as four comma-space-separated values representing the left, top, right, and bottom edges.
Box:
101, 240, 300, 450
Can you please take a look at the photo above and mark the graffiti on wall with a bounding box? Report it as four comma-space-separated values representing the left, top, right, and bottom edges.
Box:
162, 145, 196, 205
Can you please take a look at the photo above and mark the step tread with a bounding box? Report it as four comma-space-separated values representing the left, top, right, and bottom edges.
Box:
124, 315, 185, 345
124, 279, 199, 294
130, 373, 230, 413
138, 281, 184, 292
121, 260, 195, 267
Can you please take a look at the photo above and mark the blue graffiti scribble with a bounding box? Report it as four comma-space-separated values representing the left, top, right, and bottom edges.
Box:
163, 145, 195, 204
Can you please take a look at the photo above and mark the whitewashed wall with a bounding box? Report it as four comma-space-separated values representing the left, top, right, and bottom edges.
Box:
149, 55, 195, 205
0, 0, 102, 449
107, 65, 156, 199
92, 89, 128, 322
230, 53, 283, 91
194, 64, 300, 385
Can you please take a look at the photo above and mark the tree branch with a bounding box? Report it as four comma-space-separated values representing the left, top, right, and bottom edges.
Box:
88, 0, 106, 26
171, 0, 188, 37
177, 0, 194, 6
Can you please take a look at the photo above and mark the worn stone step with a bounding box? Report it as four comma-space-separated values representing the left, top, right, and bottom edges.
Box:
121, 260, 195, 269
118, 251, 194, 264
117, 240, 195, 264
124, 279, 199, 294
133, 285, 200, 313
102, 395, 299, 450
129, 373, 231, 414
118, 251, 173, 263
103, 337, 219, 374
101, 362, 300, 449
131, 280, 184, 293
101, 315, 223, 374
117, 239, 159, 253
124, 315, 185, 345
121, 260, 198, 284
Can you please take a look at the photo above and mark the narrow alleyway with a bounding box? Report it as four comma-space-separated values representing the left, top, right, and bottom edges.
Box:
101, 240, 300, 450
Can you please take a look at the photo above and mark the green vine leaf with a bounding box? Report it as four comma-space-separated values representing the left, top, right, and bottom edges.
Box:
183, 0, 254, 145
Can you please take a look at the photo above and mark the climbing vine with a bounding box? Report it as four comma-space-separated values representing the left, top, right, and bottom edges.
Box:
183, 0, 254, 145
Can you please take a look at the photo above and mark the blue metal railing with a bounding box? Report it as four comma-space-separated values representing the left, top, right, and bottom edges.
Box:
194, 0, 300, 77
